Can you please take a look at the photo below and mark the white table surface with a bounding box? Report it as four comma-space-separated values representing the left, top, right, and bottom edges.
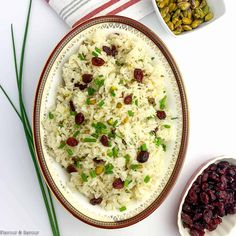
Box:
1, 1, 236, 235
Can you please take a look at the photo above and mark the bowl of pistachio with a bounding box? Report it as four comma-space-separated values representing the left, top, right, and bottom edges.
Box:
152, 0, 226, 36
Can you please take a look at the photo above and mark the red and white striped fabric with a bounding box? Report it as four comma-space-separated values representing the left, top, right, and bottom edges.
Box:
45, 0, 154, 27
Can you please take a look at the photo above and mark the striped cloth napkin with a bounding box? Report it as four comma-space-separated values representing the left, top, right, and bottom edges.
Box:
45, 0, 154, 27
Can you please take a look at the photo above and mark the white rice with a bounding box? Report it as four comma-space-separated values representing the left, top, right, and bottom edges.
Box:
43, 32, 173, 210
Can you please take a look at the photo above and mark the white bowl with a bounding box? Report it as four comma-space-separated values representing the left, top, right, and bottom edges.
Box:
177, 155, 236, 235
151, 0, 226, 37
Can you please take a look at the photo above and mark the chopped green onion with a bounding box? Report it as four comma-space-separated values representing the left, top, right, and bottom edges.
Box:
87, 87, 96, 96
92, 51, 99, 57
58, 141, 66, 149
78, 53, 85, 60
104, 163, 114, 174
124, 154, 131, 162
113, 120, 119, 127
108, 141, 112, 147
73, 130, 80, 137
124, 179, 132, 187
112, 146, 119, 157
76, 161, 82, 168
83, 138, 97, 142
108, 132, 116, 139
70, 111, 76, 116
127, 110, 134, 117
144, 175, 151, 183
98, 100, 105, 107
86, 98, 91, 105
135, 99, 138, 106
66, 149, 73, 156
95, 47, 101, 54
81, 173, 88, 182
91, 133, 99, 138
92, 122, 107, 134
154, 137, 162, 147
98, 74, 103, 78
163, 124, 171, 129
94, 79, 104, 89
119, 206, 126, 212
130, 164, 142, 171
74, 124, 80, 129
147, 116, 154, 120
110, 90, 116, 97
107, 149, 113, 157
151, 57, 155, 60
154, 137, 167, 151
89, 170, 97, 178
171, 117, 178, 120
162, 144, 167, 152
140, 143, 148, 151
159, 95, 167, 110
48, 112, 54, 119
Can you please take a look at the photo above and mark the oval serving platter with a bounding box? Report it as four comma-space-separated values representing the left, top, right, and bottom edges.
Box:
33, 16, 188, 229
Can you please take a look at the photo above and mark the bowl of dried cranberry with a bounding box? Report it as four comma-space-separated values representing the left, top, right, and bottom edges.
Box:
178, 156, 236, 236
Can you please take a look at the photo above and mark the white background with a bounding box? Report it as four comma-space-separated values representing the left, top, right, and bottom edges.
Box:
0, 0, 236, 235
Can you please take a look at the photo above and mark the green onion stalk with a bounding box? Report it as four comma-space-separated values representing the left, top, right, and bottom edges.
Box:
0, 1, 60, 235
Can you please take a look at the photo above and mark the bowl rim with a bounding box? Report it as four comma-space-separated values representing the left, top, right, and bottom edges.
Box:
33, 15, 189, 229
177, 155, 236, 235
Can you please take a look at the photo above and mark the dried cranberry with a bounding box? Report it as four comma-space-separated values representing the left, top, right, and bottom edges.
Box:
100, 135, 109, 147
209, 172, 219, 182
225, 203, 236, 214
124, 94, 132, 104
190, 228, 205, 236
200, 192, 209, 204
207, 190, 216, 201
201, 183, 209, 191
82, 74, 93, 84
213, 202, 225, 216
75, 83, 87, 90
75, 112, 85, 124
182, 203, 191, 213
217, 190, 228, 200
202, 173, 208, 182
227, 169, 235, 176
206, 217, 222, 231
66, 164, 77, 173
209, 163, 217, 171
102, 45, 118, 57
193, 213, 202, 221
203, 209, 213, 224
69, 100, 76, 111
181, 212, 193, 226
112, 178, 124, 189
196, 175, 202, 185
156, 110, 166, 120
91, 57, 105, 66
134, 68, 143, 83
137, 151, 149, 163
90, 197, 103, 205
66, 137, 78, 147
217, 161, 229, 169
187, 188, 198, 203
